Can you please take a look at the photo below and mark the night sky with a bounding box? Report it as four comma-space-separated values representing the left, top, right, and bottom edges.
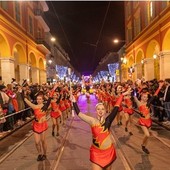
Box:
45, 1, 125, 75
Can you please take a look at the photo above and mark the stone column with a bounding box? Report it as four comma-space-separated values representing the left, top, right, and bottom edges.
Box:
134, 64, 137, 80
19, 64, 29, 84
159, 51, 170, 80
134, 63, 143, 80
39, 70, 46, 84
0, 58, 15, 84
144, 58, 154, 81
31, 67, 39, 84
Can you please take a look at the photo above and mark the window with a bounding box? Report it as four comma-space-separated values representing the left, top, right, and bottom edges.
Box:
37, 27, 42, 39
127, 21, 132, 43
0, 1, 8, 10
161, 1, 169, 10
29, 16, 33, 35
15, 1, 21, 23
134, 17, 141, 37
37, 28, 41, 38
149, 1, 156, 20
144, 5, 149, 27
133, 1, 139, 9
127, 28, 132, 43
126, 2, 131, 19
134, 9, 141, 37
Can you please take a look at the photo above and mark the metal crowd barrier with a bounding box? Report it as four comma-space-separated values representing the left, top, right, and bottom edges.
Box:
0, 107, 31, 120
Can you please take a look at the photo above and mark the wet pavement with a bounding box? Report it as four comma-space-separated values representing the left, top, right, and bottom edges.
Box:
0, 94, 170, 170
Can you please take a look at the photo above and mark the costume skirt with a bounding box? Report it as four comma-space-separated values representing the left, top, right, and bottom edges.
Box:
32, 121, 48, 134
124, 108, 133, 115
138, 118, 152, 128
50, 111, 61, 119
90, 144, 116, 168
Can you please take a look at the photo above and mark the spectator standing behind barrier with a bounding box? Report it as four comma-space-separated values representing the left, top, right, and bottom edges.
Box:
23, 83, 33, 119
15, 85, 27, 122
163, 79, 170, 126
6, 84, 18, 112
0, 104, 7, 137
0, 85, 9, 108
6, 84, 19, 126
0, 85, 14, 131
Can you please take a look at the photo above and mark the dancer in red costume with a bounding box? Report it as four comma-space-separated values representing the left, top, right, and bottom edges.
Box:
115, 85, 124, 125
71, 89, 131, 170
50, 92, 61, 136
24, 84, 58, 161
133, 82, 164, 154
59, 91, 67, 125
123, 91, 134, 135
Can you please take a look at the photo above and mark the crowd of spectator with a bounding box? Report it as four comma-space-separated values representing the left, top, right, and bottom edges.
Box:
0, 76, 170, 138
0, 78, 51, 137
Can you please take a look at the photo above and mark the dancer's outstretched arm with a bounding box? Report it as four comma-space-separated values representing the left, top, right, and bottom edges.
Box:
72, 96, 94, 125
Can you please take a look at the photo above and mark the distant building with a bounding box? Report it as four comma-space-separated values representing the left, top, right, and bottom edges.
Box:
124, 1, 170, 81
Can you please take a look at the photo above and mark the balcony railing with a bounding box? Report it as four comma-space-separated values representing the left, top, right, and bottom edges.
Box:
34, 9, 50, 32
36, 38, 51, 51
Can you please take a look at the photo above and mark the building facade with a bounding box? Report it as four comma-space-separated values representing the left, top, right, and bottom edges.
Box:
45, 32, 73, 83
0, 1, 50, 85
124, 1, 170, 82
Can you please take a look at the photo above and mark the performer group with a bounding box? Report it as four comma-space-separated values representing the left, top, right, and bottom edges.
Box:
1, 75, 167, 170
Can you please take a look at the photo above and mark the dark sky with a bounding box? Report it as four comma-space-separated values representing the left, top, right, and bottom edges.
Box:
45, 1, 125, 75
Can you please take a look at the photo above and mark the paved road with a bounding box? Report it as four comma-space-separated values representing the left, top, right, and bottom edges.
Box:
0, 94, 170, 170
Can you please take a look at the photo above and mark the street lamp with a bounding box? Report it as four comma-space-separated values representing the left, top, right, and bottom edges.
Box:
153, 54, 157, 59
51, 37, 56, 42
113, 38, 126, 44
48, 59, 52, 64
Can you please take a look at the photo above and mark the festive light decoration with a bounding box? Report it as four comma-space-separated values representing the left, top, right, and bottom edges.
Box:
72, 74, 77, 81
70, 71, 74, 79
108, 63, 119, 81
56, 65, 68, 80
93, 76, 99, 83
68, 68, 71, 75
100, 71, 109, 81
76, 77, 80, 82
98, 72, 102, 81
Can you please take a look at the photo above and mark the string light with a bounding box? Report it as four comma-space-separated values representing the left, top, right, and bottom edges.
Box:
100, 71, 109, 81
108, 63, 119, 81
56, 65, 68, 80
